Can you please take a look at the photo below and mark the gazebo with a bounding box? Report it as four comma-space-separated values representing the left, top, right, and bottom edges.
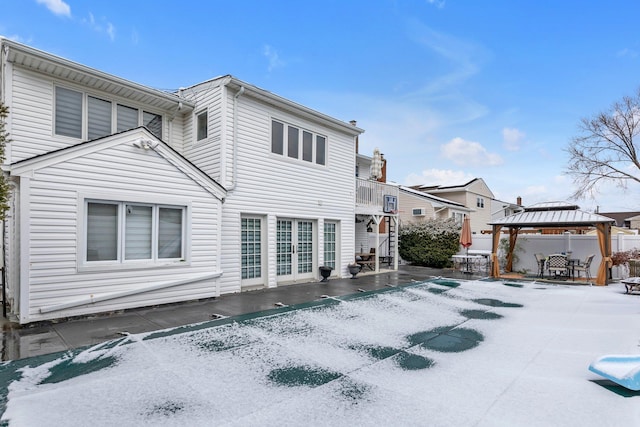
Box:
488, 202, 615, 285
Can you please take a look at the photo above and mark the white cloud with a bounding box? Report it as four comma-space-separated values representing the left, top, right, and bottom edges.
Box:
36, 0, 71, 17
426, 0, 446, 9
440, 137, 503, 166
502, 127, 525, 151
617, 48, 638, 58
263, 44, 285, 72
82, 12, 116, 41
404, 168, 474, 186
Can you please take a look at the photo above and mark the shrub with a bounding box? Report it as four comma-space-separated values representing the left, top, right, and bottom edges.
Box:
399, 218, 461, 268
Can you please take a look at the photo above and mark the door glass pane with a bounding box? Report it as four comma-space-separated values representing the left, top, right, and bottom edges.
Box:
241, 218, 261, 279
271, 120, 284, 155
287, 126, 299, 159
316, 135, 326, 165
88, 96, 112, 140
125, 205, 152, 260
55, 87, 83, 138
143, 111, 163, 139
117, 104, 138, 132
297, 221, 313, 273
302, 131, 313, 162
324, 222, 336, 269
87, 202, 117, 261
158, 207, 182, 258
276, 220, 292, 275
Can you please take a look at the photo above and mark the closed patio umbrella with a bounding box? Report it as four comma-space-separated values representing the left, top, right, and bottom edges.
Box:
460, 215, 472, 272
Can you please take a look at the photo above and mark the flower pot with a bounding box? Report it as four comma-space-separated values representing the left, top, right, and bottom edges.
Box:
319, 266, 333, 282
348, 264, 361, 279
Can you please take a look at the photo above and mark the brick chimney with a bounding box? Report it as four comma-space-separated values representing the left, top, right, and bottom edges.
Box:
517, 196, 522, 206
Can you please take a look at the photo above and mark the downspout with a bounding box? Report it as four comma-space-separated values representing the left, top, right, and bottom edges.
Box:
227, 85, 245, 191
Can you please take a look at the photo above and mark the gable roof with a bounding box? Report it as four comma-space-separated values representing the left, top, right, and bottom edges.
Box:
597, 211, 640, 227
180, 75, 364, 137
9, 127, 227, 201
399, 186, 469, 210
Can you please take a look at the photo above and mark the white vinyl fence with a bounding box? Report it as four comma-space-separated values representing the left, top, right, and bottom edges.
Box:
459, 232, 640, 279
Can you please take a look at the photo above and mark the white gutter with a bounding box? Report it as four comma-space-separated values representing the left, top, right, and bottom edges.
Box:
39, 271, 223, 314
227, 85, 245, 191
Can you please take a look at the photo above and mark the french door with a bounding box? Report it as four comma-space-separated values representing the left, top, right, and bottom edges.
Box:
276, 219, 315, 282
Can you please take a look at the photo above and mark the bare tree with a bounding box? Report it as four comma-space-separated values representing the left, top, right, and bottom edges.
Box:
566, 89, 640, 200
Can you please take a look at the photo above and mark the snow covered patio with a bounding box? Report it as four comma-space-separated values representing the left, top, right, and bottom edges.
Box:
1, 277, 639, 426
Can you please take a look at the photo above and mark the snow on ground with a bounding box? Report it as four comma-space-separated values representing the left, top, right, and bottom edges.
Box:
2, 279, 640, 426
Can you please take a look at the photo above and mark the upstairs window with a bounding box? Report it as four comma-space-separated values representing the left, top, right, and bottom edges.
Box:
54, 86, 163, 140
476, 197, 485, 208
55, 87, 83, 138
271, 119, 327, 166
196, 110, 208, 141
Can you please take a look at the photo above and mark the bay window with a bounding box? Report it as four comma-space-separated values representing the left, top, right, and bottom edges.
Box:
85, 200, 185, 264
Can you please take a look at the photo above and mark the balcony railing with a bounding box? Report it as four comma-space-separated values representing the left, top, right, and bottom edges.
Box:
356, 178, 399, 212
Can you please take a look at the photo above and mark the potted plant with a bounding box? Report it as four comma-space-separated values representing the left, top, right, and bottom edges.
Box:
319, 265, 333, 282
348, 261, 361, 279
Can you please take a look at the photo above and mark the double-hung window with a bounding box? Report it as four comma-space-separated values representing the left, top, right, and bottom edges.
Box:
85, 200, 185, 264
55, 86, 163, 140
271, 119, 327, 165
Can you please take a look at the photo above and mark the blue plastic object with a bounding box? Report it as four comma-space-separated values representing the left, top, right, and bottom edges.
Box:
588, 355, 640, 391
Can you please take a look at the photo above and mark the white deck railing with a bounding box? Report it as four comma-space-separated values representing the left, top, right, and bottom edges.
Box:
355, 178, 399, 211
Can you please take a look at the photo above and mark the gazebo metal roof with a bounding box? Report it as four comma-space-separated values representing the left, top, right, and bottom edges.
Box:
488, 201, 615, 228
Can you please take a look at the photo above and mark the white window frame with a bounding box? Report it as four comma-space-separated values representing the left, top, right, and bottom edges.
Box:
271, 119, 327, 166
476, 197, 485, 208
412, 208, 425, 216
54, 85, 164, 141
196, 109, 208, 142
78, 194, 190, 272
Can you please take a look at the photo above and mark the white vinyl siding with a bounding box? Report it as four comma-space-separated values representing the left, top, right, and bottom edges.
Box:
216, 89, 356, 293
17, 132, 221, 322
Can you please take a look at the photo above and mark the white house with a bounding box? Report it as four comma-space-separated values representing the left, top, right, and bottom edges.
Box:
0, 38, 369, 323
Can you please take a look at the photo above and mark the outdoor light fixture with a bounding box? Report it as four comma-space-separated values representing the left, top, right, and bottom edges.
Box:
133, 139, 158, 150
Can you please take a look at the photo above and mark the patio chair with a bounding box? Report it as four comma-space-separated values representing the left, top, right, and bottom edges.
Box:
573, 254, 595, 280
546, 254, 568, 278
534, 253, 546, 278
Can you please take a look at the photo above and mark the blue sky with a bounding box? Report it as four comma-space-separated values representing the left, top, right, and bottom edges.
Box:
2, 0, 640, 212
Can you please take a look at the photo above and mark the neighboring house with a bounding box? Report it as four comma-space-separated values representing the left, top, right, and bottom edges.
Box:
397, 186, 470, 226
598, 211, 640, 230
411, 178, 495, 235
0, 39, 366, 323
490, 196, 524, 223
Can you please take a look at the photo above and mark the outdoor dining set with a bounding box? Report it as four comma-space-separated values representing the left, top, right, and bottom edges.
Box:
534, 253, 595, 280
